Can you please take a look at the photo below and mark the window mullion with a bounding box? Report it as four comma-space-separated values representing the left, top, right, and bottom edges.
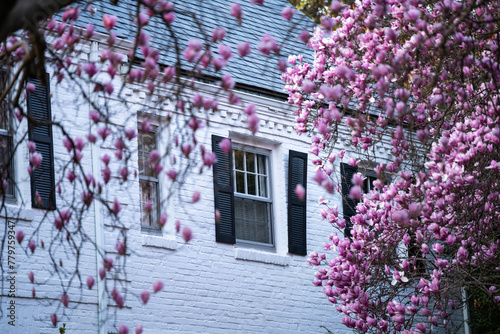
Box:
243, 152, 248, 195
232, 151, 236, 192
254, 155, 259, 196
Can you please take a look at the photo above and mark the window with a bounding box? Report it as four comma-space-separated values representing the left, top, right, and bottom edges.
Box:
0, 70, 14, 197
212, 135, 307, 255
363, 174, 377, 194
341, 162, 377, 238
138, 129, 159, 229
233, 147, 272, 245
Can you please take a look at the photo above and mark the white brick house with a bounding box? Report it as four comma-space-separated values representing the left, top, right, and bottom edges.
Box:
0, 1, 470, 333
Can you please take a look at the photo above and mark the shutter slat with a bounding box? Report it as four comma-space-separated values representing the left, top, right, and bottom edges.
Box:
212, 135, 235, 244
28, 75, 56, 210
31, 143, 53, 199
288, 150, 307, 255
341, 163, 358, 238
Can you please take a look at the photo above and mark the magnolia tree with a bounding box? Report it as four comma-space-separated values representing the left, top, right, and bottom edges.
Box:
0, 0, 313, 332
283, 0, 500, 333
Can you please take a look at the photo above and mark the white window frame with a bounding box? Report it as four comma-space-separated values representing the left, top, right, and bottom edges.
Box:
232, 143, 275, 250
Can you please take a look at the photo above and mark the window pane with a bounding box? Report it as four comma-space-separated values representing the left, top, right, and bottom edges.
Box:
257, 154, 266, 175
246, 152, 255, 172
0, 72, 8, 130
0, 135, 13, 195
247, 174, 256, 195
140, 179, 158, 227
235, 171, 245, 194
234, 197, 271, 244
139, 131, 156, 177
0, 104, 8, 130
363, 176, 376, 193
234, 150, 244, 170
258, 175, 267, 197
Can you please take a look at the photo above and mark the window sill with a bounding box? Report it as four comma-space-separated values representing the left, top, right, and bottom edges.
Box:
142, 234, 177, 250
1, 204, 34, 221
234, 248, 290, 266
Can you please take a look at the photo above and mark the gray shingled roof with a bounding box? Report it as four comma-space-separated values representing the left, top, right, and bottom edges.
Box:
82, 0, 315, 95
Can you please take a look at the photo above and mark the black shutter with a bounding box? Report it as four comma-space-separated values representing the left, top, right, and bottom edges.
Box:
27, 75, 56, 210
212, 135, 235, 244
341, 162, 358, 238
288, 150, 307, 255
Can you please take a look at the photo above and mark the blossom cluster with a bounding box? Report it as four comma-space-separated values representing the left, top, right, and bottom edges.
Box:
283, 0, 500, 332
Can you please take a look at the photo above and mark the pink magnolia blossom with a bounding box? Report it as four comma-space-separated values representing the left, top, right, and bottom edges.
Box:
99, 268, 105, 280
192, 191, 201, 203
349, 186, 362, 200
103, 257, 113, 271
257, 34, 279, 55
16, 230, 24, 244
124, 129, 136, 140
97, 127, 111, 141
278, 59, 287, 72
219, 138, 231, 154
181, 144, 192, 157
111, 198, 122, 216
83, 62, 98, 78
182, 227, 193, 242
149, 150, 160, 164
215, 209, 221, 223
144, 200, 152, 213
220, 74, 235, 91
237, 42, 251, 57
115, 241, 126, 255
28, 239, 36, 253
295, 184, 305, 201
26, 82, 36, 94
218, 44, 232, 60
87, 133, 97, 143
153, 280, 164, 293
27, 141, 36, 154
30, 152, 43, 169
84, 23, 94, 39
159, 213, 167, 228
141, 290, 150, 304
28, 271, 34, 283
119, 167, 129, 181
87, 276, 95, 289
166, 169, 177, 181
230, 3, 242, 24
281, 7, 296, 21
163, 66, 175, 83
202, 150, 216, 167
119, 324, 129, 334
102, 14, 117, 30
247, 114, 259, 134
298, 30, 310, 44
60, 293, 69, 307
211, 28, 226, 42
141, 118, 152, 132
163, 12, 175, 24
